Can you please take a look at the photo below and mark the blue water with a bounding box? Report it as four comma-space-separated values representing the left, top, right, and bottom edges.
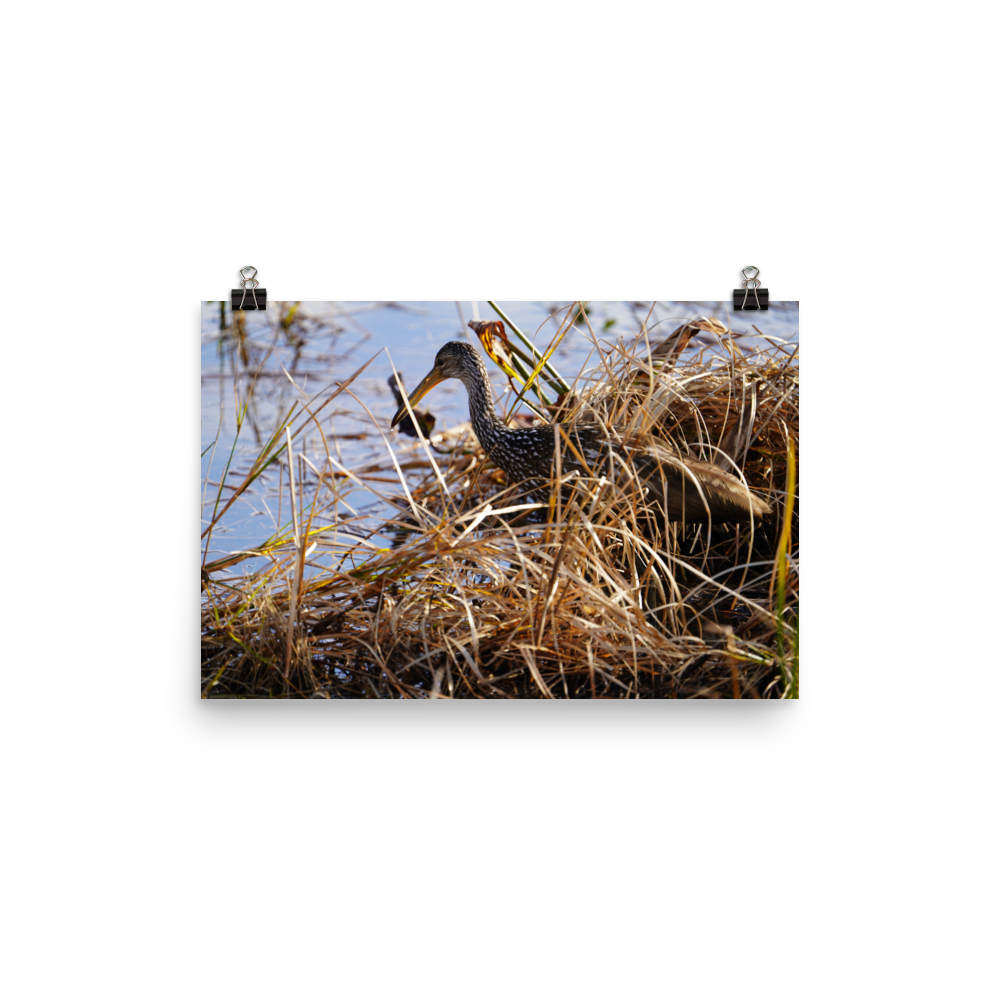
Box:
201, 301, 798, 578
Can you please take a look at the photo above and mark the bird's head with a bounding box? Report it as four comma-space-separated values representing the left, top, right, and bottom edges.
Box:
390, 342, 481, 429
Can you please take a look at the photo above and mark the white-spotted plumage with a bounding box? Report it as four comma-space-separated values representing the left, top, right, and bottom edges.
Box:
396, 342, 771, 523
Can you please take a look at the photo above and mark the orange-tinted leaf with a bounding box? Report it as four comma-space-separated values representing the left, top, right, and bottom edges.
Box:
469, 320, 520, 380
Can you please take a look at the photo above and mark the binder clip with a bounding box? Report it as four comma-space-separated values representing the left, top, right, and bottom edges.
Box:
231, 266, 267, 311
733, 266, 768, 311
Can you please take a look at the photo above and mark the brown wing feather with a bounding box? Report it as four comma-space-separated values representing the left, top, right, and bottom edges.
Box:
634, 446, 771, 522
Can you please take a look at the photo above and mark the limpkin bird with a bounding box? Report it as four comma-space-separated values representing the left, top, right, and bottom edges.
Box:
391, 342, 771, 523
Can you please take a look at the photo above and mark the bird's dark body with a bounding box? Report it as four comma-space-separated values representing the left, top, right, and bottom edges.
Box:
393, 342, 771, 523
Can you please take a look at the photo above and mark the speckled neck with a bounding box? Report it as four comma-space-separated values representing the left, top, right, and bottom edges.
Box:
458, 350, 505, 455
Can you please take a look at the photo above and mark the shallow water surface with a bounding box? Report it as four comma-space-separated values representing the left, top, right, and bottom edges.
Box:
200, 301, 798, 578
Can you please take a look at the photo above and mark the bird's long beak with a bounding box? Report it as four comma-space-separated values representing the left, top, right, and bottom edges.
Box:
390, 366, 445, 428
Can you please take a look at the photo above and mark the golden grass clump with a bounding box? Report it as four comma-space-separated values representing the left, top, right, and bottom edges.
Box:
201, 318, 798, 699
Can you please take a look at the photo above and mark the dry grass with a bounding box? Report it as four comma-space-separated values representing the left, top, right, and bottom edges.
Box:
201, 314, 799, 699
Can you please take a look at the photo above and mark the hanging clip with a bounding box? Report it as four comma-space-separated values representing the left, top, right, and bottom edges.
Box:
231, 266, 267, 312
733, 266, 768, 311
